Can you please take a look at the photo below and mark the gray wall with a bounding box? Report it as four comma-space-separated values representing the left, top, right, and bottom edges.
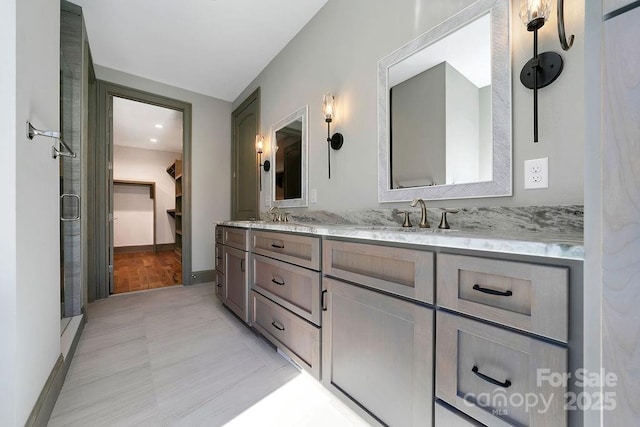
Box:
391, 62, 445, 187
95, 65, 232, 272
445, 63, 480, 185
234, 0, 585, 210
1, 0, 61, 424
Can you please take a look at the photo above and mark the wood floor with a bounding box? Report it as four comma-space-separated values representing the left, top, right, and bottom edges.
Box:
49, 284, 370, 426
113, 251, 181, 294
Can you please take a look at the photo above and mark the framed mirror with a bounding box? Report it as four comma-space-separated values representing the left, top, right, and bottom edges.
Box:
271, 105, 308, 208
378, 0, 511, 202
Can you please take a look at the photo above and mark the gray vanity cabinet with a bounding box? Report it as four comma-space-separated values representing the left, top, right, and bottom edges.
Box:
322, 277, 434, 426
217, 226, 250, 322
249, 230, 322, 379
214, 237, 224, 301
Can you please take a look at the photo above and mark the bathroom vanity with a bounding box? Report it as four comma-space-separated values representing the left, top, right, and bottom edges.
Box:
215, 221, 583, 427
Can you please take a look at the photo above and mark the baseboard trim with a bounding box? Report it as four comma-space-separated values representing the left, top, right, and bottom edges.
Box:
189, 269, 216, 285
26, 315, 85, 427
25, 355, 64, 427
114, 243, 174, 254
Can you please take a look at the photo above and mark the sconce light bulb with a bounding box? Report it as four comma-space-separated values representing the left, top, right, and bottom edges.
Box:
520, 0, 551, 27
322, 93, 335, 122
255, 135, 264, 154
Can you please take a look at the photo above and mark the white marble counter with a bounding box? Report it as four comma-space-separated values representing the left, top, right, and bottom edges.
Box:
219, 220, 584, 261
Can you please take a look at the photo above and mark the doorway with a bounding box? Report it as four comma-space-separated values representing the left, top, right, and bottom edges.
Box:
111, 97, 183, 293
93, 82, 193, 300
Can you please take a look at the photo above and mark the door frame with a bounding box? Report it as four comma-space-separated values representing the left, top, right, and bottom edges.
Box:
231, 87, 260, 220
94, 81, 193, 299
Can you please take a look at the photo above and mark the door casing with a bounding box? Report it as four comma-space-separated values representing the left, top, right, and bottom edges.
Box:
94, 81, 193, 299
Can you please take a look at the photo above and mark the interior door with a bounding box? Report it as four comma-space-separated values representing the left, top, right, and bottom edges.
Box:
232, 88, 260, 220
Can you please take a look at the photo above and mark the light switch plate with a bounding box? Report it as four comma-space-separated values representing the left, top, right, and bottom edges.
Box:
310, 189, 318, 204
524, 158, 549, 189
264, 194, 271, 206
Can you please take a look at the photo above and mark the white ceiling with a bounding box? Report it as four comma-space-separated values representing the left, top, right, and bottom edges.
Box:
113, 97, 183, 153
73, 0, 328, 101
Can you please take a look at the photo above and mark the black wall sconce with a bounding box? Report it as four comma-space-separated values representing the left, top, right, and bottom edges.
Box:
255, 135, 270, 191
322, 93, 344, 179
519, 0, 563, 143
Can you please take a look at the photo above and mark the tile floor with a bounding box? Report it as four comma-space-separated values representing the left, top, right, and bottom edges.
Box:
49, 283, 370, 426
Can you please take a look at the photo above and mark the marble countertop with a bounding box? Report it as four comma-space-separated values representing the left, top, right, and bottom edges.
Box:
218, 220, 584, 261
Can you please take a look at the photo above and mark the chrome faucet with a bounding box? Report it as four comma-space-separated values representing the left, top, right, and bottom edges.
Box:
269, 206, 289, 222
410, 198, 430, 228
270, 206, 281, 222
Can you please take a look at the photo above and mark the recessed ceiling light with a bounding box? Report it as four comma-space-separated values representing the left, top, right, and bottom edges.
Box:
150, 138, 158, 143
155, 124, 163, 129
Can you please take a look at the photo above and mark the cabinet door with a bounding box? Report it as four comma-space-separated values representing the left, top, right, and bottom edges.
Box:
215, 271, 224, 301
322, 277, 433, 427
224, 246, 249, 323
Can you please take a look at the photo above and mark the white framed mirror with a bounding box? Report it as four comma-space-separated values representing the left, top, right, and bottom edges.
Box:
271, 105, 308, 208
378, 0, 511, 202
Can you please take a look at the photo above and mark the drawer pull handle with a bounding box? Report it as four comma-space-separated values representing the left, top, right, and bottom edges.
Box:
472, 366, 512, 388
271, 243, 285, 249
271, 321, 285, 331
240, 259, 245, 272
321, 290, 327, 311
271, 278, 285, 286
473, 284, 513, 297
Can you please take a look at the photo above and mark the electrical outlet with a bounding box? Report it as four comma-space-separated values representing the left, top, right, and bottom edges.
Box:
524, 158, 549, 189
264, 193, 271, 207
310, 189, 318, 204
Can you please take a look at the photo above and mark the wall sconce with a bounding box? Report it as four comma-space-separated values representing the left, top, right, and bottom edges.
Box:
519, 0, 563, 143
256, 135, 270, 191
322, 93, 344, 179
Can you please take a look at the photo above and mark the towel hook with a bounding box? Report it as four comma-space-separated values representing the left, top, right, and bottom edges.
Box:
558, 0, 574, 51
26, 121, 76, 159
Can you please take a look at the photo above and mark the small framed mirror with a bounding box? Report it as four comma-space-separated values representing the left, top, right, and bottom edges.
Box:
271, 105, 308, 208
378, 0, 511, 202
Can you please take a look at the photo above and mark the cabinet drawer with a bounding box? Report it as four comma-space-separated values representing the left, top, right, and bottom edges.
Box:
323, 240, 434, 304
436, 311, 567, 427
251, 291, 320, 379
223, 227, 248, 251
437, 253, 569, 342
252, 254, 321, 325
215, 225, 223, 244
435, 403, 484, 427
251, 230, 320, 270
215, 243, 224, 273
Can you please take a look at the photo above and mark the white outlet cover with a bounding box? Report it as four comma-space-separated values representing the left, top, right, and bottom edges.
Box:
264, 193, 271, 206
310, 189, 318, 204
524, 158, 549, 189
